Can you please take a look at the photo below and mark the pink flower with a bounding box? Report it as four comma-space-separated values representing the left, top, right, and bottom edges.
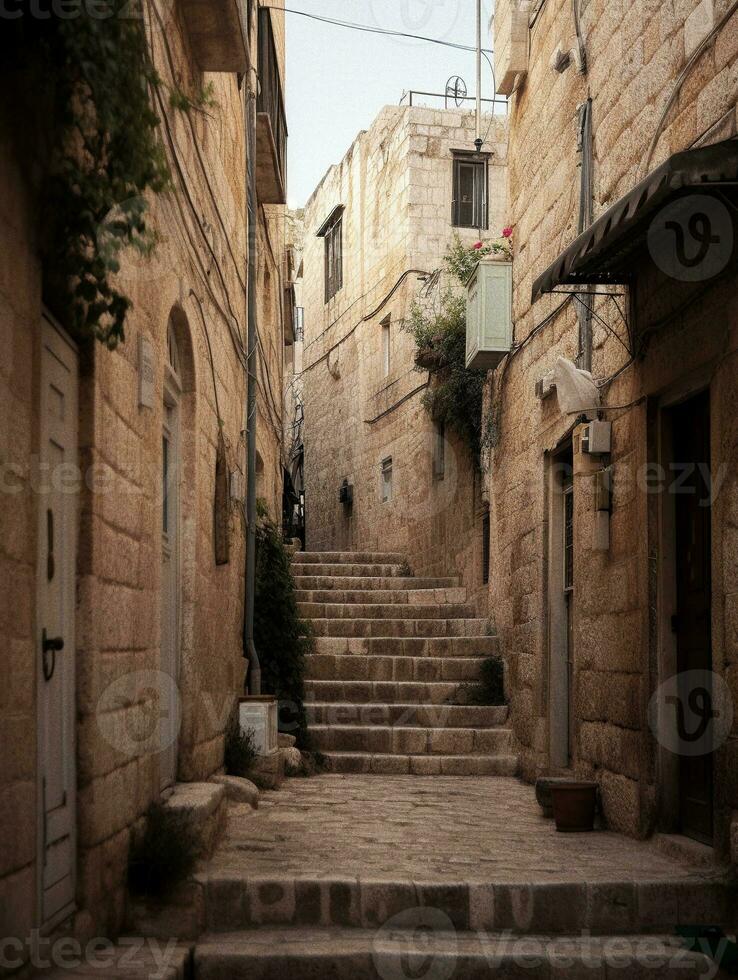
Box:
502, 226, 513, 239
473, 241, 484, 250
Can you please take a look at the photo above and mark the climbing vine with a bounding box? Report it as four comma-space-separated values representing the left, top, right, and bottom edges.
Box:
2, 2, 171, 347
405, 233, 512, 465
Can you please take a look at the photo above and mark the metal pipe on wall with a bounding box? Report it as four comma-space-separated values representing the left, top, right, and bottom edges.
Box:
244, 72, 261, 696
475, 0, 483, 151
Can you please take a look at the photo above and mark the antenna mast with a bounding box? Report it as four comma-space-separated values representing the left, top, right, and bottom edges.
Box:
475, 0, 483, 152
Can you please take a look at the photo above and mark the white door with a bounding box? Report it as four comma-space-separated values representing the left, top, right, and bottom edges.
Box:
37, 316, 78, 928
160, 326, 182, 788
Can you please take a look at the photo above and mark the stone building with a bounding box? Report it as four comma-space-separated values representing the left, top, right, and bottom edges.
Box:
0, 0, 288, 961
488, 0, 738, 858
301, 104, 508, 602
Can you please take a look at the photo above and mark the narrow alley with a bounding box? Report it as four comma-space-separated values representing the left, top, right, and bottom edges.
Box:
2, 0, 738, 978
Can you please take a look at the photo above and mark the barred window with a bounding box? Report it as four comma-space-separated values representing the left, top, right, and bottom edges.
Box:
452, 154, 488, 229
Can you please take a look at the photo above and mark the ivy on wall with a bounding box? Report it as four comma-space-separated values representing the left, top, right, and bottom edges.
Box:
405, 234, 512, 465
2, 2, 171, 347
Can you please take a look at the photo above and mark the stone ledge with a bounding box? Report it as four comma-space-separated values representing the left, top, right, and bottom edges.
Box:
210, 775, 259, 809
163, 782, 227, 860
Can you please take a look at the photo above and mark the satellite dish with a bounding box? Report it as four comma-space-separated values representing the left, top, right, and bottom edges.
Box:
445, 76, 467, 108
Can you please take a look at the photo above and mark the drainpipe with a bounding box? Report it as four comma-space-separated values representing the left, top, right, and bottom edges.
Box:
576, 98, 593, 372
244, 72, 261, 696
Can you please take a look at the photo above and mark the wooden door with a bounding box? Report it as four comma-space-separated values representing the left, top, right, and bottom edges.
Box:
37, 316, 77, 927
672, 390, 713, 844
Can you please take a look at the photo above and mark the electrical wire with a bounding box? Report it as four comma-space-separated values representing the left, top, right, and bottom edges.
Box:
300, 268, 433, 375
643, 0, 738, 173
263, 6, 494, 54
149, 0, 247, 294
190, 289, 224, 425
152, 78, 249, 368
363, 380, 430, 425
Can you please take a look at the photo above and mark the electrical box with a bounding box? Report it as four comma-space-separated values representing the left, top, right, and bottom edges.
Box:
581, 420, 612, 455
466, 260, 513, 371
493, 0, 531, 96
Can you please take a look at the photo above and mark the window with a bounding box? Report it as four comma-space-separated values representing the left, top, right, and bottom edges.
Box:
381, 316, 391, 377
433, 422, 445, 479
452, 153, 488, 229
317, 206, 344, 302
381, 457, 393, 502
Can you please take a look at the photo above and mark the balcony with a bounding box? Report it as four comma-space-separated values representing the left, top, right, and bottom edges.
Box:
180, 0, 249, 73
256, 8, 288, 204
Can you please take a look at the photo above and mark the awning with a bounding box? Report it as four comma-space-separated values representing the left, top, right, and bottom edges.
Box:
531, 137, 738, 303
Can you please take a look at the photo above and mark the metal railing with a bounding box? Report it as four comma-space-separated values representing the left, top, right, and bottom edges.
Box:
258, 9, 288, 188
400, 90, 508, 113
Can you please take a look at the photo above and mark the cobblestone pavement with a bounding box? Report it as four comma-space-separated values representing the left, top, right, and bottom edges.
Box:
209, 775, 721, 883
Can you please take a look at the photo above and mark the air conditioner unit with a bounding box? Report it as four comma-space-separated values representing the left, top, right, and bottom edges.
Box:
466, 259, 513, 371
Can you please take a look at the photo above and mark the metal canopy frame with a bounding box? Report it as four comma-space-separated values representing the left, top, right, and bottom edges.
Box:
531, 137, 738, 303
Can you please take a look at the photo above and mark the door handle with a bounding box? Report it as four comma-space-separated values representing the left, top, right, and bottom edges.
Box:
42, 629, 64, 682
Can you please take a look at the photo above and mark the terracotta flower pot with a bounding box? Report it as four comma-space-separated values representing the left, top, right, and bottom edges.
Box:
550, 781, 598, 832
535, 776, 575, 818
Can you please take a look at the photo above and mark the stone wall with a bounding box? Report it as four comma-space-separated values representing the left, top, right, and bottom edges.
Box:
0, 0, 287, 957
302, 105, 508, 600
489, 0, 738, 853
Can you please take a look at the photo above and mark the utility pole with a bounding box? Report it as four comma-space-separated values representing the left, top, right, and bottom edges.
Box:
475, 0, 483, 153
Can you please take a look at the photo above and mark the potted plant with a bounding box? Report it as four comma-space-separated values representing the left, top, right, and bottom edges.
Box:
549, 780, 599, 832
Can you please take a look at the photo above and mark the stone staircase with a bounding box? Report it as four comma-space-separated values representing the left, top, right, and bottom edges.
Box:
106, 550, 737, 979
294, 551, 519, 776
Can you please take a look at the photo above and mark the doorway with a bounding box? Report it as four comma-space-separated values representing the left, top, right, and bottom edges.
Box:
548, 443, 574, 770
160, 323, 182, 789
668, 390, 714, 844
37, 315, 78, 928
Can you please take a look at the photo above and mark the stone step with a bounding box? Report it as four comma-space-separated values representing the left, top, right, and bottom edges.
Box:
310, 724, 514, 755
323, 751, 520, 775
306, 702, 509, 727
310, 617, 493, 638
292, 563, 407, 578
194, 929, 722, 980
196, 870, 735, 938
298, 601, 476, 620
304, 679, 468, 704
295, 586, 468, 605
312, 636, 499, 657
294, 551, 406, 564
293, 575, 459, 591
35, 940, 193, 979
305, 654, 485, 683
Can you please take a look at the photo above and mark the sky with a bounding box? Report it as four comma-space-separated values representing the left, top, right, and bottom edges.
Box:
285, 0, 496, 208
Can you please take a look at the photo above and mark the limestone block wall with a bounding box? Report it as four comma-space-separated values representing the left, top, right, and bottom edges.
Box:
302, 106, 508, 599
488, 0, 738, 850
0, 0, 287, 953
